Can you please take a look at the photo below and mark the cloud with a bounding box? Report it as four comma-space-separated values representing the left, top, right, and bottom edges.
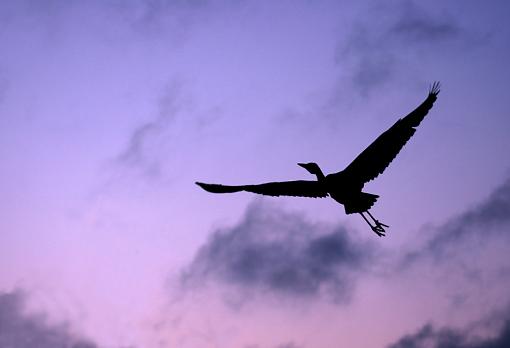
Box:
338, 1, 462, 96
181, 201, 375, 302
116, 80, 186, 178
275, 342, 302, 348
246, 342, 302, 348
389, 2, 459, 43
387, 317, 510, 348
0, 290, 98, 348
111, 0, 211, 42
405, 177, 510, 263
386, 177, 510, 348
0, 1, 212, 42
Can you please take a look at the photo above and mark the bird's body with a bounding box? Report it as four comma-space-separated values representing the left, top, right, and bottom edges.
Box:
196, 82, 441, 236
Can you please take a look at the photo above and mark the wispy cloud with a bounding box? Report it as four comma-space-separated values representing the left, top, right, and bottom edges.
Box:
337, 1, 463, 96
386, 177, 510, 348
0, 290, 99, 348
181, 201, 375, 302
0, 0, 213, 42
389, 2, 459, 43
404, 177, 510, 263
116, 80, 186, 178
111, 0, 212, 42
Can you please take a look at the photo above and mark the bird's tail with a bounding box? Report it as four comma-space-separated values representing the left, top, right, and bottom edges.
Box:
195, 182, 245, 194
344, 192, 379, 214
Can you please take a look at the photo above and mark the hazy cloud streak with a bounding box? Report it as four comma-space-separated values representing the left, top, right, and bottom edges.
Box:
338, 2, 462, 95
116, 81, 185, 178
404, 177, 510, 263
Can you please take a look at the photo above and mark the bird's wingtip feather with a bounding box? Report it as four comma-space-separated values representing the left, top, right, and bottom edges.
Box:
429, 81, 441, 96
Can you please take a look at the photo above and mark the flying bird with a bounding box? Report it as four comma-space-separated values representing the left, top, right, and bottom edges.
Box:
196, 82, 441, 236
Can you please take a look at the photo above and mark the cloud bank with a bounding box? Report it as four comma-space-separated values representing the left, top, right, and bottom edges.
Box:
181, 175, 510, 304
181, 201, 375, 302
0, 290, 98, 348
388, 317, 510, 348
389, 176, 510, 347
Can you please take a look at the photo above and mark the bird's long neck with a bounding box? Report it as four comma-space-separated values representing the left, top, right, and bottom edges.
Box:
313, 167, 326, 182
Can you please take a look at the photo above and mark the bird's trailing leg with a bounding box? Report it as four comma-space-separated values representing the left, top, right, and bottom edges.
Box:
367, 210, 389, 235
366, 210, 389, 229
359, 211, 389, 237
359, 212, 385, 236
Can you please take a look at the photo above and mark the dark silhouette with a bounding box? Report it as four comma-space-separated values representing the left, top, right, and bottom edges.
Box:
196, 82, 440, 236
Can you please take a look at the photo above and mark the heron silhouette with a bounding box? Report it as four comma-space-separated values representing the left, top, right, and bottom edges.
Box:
196, 82, 440, 236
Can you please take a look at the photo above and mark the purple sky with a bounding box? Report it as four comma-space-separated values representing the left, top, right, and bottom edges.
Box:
1, 1, 510, 347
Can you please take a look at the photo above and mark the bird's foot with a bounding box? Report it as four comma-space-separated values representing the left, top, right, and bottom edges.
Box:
371, 225, 386, 237
375, 220, 389, 228
360, 211, 389, 237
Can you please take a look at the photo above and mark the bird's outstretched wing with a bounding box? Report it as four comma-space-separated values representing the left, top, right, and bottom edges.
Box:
334, 82, 440, 186
196, 180, 328, 198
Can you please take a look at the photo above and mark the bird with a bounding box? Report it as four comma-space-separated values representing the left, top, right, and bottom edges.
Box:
196, 82, 441, 236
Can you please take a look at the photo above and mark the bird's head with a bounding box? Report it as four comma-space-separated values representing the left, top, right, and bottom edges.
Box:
298, 162, 325, 179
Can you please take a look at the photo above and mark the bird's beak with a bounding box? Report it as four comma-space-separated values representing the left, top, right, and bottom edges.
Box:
297, 163, 307, 168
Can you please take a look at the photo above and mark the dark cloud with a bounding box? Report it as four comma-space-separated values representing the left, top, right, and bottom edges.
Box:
0, 290, 98, 348
338, 1, 462, 96
388, 318, 510, 348
405, 177, 510, 263
181, 201, 375, 302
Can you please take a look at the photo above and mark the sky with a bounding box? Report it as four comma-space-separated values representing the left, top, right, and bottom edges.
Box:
1, 0, 510, 347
